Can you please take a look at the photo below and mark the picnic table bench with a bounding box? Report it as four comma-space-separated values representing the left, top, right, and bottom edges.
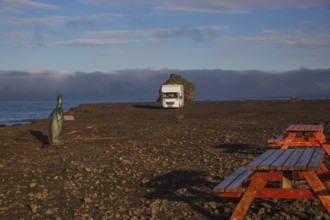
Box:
268, 134, 285, 145
214, 148, 330, 219
268, 124, 330, 155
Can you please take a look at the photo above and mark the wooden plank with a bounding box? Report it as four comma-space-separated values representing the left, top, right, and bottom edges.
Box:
255, 188, 316, 199
308, 148, 325, 170
246, 150, 277, 170
220, 189, 316, 199
289, 125, 297, 131
323, 144, 330, 155
295, 148, 315, 170
308, 125, 313, 131
297, 125, 304, 131
219, 192, 242, 198
311, 125, 318, 132
226, 169, 254, 192
305, 125, 312, 131
314, 132, 327, 144
320, 163, 329, 173
270, 149, 294, 170
213, 167, 247, 192
258, 150, 284, 170
286, 125, 295, 131
281, 132, 298, 149
282, 149, 305, 170
317, 124, 324, 131
230, 172, 268, 220
268, 135, 285, 144
304, 171, 330, 212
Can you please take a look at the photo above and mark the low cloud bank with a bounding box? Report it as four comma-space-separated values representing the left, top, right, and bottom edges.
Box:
0, 68, 329, 101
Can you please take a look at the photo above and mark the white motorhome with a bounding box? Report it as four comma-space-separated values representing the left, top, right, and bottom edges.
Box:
160, 84, 184, 108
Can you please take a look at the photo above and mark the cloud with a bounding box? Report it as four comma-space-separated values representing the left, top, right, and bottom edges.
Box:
215, 31, 330, 48
0, 68, 329, 101
0, 14, 111, 27
95, 47, 163, 56
47, 25, 229, 47
53, 38, 141, 47
82, 0, 330, 13
87, 25, 228, 44
0, 16, 73, 27
0, 0, 59, 11
89, 26, 228, 37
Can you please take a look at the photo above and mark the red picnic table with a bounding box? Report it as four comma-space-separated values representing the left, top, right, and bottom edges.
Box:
268, 124, 330, 154
214, 147, 330, 220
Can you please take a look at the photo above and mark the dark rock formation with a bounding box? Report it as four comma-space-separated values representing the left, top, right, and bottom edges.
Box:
159, 74, 195, 101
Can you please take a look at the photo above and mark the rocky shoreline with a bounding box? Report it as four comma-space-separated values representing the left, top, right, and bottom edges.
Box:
1, 100, 330, 219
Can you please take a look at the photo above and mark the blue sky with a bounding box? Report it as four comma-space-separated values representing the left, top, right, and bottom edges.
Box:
0, 0, 330, 72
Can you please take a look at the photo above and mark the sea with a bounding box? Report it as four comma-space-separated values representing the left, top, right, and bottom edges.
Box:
0, 97, 152, 127
0, 95, 326, 126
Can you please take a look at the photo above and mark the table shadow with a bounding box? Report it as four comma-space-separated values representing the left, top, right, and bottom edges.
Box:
214, 143, 266, 155
143, 169, 227, 219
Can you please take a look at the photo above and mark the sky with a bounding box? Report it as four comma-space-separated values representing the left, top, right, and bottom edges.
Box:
0, 0, 330, 101
0, 0, 330, 72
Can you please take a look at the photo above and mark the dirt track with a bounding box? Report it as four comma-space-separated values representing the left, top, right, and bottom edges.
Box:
1, 100, 330, 219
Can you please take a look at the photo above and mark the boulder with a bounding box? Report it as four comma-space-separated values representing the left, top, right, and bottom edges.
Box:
158, 74, 195, 101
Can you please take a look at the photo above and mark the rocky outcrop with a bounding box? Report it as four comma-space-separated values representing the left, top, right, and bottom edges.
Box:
159, 74, 195, 101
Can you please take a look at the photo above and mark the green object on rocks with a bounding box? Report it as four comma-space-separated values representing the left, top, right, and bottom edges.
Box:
160, 74, 195, 101
48, 95, 64, 145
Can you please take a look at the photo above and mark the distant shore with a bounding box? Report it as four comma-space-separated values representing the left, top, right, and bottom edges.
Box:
1, 98, 329, 127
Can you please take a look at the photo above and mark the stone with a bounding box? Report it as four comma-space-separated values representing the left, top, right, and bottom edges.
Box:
29, 182, 37, 188
29, 204, 38, 213
258, 207, 265, 215
83, 198, 92, 203
64, 115, 75, 121
209, 202, 217, 209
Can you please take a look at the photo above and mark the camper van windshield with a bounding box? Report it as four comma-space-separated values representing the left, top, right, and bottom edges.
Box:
163, 92, 178, 98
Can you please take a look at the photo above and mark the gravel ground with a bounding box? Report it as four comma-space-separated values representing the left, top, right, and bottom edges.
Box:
1, 100, 330, 219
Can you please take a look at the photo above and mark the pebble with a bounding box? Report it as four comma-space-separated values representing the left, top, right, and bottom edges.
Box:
258, 207, 265, 215
224, 207, 231, 213
209, 202, 217, 209
29, 204, 38, 213
29, 182, 37, 188
83, 198, 92, 203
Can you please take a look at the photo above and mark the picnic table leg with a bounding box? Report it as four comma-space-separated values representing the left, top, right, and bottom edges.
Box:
281, 133, 296, 149
322, 144, 330, 155
303, 171, 330, 212
321, 163, 329, 173
313, 132, 330, 154
230, 172, 268, 220
314, 131, 327, 143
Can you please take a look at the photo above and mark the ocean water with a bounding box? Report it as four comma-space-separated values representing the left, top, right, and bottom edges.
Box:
0, 95, 325, 126
0, 98, 151, 126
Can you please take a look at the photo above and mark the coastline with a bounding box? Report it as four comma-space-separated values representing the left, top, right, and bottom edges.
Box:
1, 99, 330, 219
1, 97, 329, 127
